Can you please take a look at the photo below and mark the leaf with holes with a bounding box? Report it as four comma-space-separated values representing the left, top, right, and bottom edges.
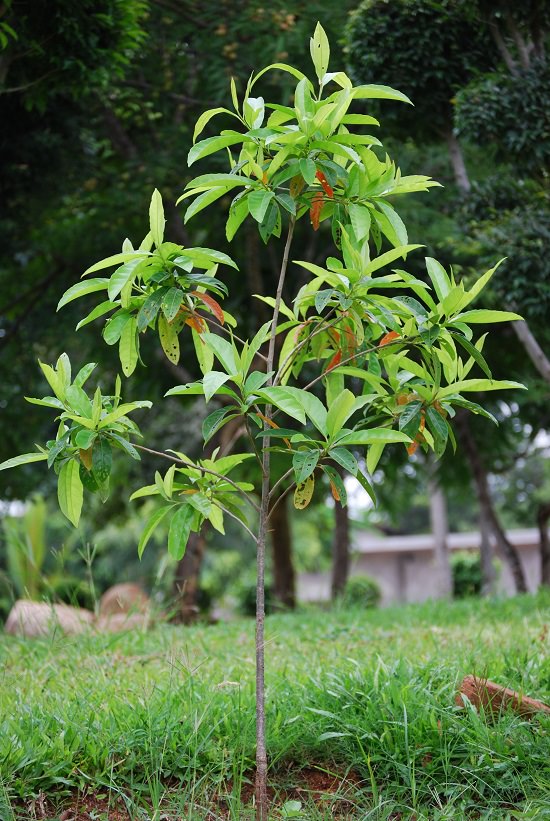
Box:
294, 473, 315, 509
158, 313, 180, 363
292, 449, 319, 484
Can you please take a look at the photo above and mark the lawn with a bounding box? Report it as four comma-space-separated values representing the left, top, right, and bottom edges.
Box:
1, 592, 549, 820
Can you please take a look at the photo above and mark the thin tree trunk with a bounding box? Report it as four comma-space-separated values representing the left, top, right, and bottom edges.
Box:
172, 530, 206, 623
255, 217, 295, 820
458, 415, 528, 593
331, 482, 350, 599
269, 491, 296, 609
479, 507, 496, 596
511, 320, 550, 384
444, 128, 471, 193
428, 466, 452, 598
537, 502, 550, 587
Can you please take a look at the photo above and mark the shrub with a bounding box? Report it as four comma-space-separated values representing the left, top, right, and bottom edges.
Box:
341, 574, 381, 608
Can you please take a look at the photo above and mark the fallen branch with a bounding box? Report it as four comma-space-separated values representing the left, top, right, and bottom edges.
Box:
456, 675, 550, 718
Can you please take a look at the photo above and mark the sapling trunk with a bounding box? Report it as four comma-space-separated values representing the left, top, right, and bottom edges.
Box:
254, 218, 295, 820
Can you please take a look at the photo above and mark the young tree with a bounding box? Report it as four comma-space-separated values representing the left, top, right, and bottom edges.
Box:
0, 25, 524, 818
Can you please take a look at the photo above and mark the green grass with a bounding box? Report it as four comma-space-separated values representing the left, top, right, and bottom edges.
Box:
1, 593, 550, 820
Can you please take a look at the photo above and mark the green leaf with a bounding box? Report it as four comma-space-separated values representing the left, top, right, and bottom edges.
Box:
437, 379, 526, 398
65, 385, 92, 418
73, 362, 97, 388
108, 433, 140, 460
161, 287, 184, 322
426, 407, 448, 457
184, 187, 231, 223
119, 317, 139, 377
425, 257, 451, 303
137, 288, 169, 331
75, 429, 96, 449
188, 134, 247, 166
25, 396, 65, 410
149, 189, 166, 248
256, 387, 306, 424
322, 465, 347, 505
0, 452, 48, 471
83, 252, 148, 276
92, 438, 112, 484
202, 332, 238, 375
293, 449, 320, 484
75, 301, 117, 331
57, 278, 109, 311
299, 158, 317, 184
310, 22, 330, 82
158, 313, 180, 364
57, 459, 83, 527
348, 203, 371, 242
326, 389, 356, 438
226, 196, 250, 241
364, 245, 422, 276
355, 468, 377, 505
248, 189, 274, 223
451, 333, 492, 379
398, 401, 423, 437
329, 447, 358, 475
168, 505, 195, 559
202, 408, 236, 444
104, 311, 132, 345
193, 107, 236, 142
99, 401, 152, 428
353, 84, 412, 104
335, 429, 410, 446
138, 505, 173, 558
453, 309, 523, 324
366, 442, 384, 475
203, 371, 232, 402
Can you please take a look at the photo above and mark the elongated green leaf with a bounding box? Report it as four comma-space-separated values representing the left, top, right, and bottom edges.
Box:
348, 203, 371, 242
188, 134, 247, 166
149, 189, 165, 248
75, 301, 117, 331
398, 400, 423, 437
322, 465, 347, 505
57, 459, 83, 527
310, 22, 330, 82
326, 389, 356, 438
24, 396, 65, 410
0, 452, 48, 471
103, 311, 132, 345
203, 371, 232, 402
202, 408, 237, 444
138, 504, 173, 558
158, 313, 180, 364
453, 309, 523, 324
99, 401, 152, 428
437, 379, 526, 398
299, 158, 317, 184
65, 385, 92, 418
425, 257, 451, 303
364, 245, 422, 276
249, 189, 274, 223
226, 196, 250, 241
355, 468, 377, 505
329, 447, 358, 475
108, 433, 140, 460
335, 429, 410, 446
168, 504, 196, 560
161, 287, 183, 322
137, 288, 169, 331
107, 257, 144, 301
119, 316, 139, 377
92, 438, 112, 484
193, 107, 236, 142
293, 449, 320, 484
353, 84, 412, 104
83, 252, 148, 277
185, 187, 231, 223
75, 429, 96, 449
57, 278, 109, 311
202, 332, 238, 374
165, 382, 205, 397
256, 387, 306, 424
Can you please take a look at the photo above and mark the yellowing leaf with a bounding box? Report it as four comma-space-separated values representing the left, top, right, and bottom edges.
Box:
294, 473, 315, 509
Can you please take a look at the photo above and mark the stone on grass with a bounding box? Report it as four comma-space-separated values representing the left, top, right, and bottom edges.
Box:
5, 600, 93, 638
99, 583, 150, 616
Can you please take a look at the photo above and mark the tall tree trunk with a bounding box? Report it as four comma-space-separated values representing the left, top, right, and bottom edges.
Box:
428, 465, 452, 598
172, 530, 207, 623
479, 507, 496, 596
458, 415, 528, 593
269, 492, 296, 609
331, 482, 350, 599
511, 320, 550, 384
444, 128, 471, 193
537, 502, 550, 587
